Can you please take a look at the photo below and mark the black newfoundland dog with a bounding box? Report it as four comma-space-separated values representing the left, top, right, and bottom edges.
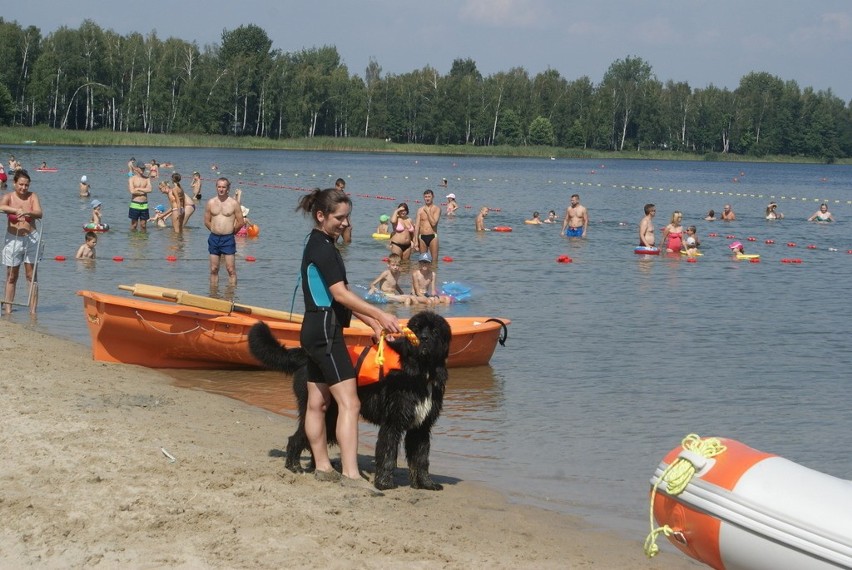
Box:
248, 310, 451, 491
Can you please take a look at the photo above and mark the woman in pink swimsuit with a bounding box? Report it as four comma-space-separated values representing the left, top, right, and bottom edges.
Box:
661, 211, 684, 253
389, 203, 415, 260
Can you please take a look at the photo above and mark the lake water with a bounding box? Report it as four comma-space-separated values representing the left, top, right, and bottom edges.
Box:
6, 144, 852, 543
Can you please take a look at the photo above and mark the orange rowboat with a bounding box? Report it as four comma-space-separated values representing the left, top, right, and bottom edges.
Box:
78, 290, 510, 370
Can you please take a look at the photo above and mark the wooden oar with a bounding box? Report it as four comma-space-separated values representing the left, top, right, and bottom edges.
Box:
119, 283, 303, 323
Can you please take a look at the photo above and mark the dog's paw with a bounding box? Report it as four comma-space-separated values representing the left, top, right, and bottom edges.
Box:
412, 479, 443, 491
374, 477, 397, 491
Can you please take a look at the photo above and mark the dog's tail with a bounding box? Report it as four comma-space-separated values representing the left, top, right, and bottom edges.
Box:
248, 321, 307, 374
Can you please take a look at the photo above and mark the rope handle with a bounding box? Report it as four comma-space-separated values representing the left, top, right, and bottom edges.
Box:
643, 433, 727, 558
375, 327, 418, 366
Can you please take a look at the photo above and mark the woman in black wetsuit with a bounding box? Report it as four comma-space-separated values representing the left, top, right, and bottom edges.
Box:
295, 187, 401, 493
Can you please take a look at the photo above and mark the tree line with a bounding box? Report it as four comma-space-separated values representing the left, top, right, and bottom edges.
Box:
1, 18, 850, 160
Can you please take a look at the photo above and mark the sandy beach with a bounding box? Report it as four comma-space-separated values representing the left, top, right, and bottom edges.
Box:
0, 318, 699, 569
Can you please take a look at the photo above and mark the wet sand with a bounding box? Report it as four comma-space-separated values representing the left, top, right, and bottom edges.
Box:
0, 319, 699, 568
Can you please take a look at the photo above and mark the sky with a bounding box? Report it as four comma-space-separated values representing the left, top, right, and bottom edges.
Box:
11, 0, 852, 101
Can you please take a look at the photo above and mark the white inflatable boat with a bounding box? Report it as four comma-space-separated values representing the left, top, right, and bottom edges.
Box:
646, 434, 852, 569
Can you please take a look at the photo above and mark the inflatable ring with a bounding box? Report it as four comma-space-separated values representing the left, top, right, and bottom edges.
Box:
634, 246, 660, 255
680, 250, 703, 257
735, 253, 760, 260
372, 232, 391, 240
492, 226, 512, 232
83, 223, 110, 232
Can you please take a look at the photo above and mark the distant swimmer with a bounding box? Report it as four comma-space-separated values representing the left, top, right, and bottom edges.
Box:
808, 203, 834, 223
525, 211, 543, 225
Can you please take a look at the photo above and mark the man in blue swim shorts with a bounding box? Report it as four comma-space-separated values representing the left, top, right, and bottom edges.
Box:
561, 193, 588, 238
204, 177, 245, 286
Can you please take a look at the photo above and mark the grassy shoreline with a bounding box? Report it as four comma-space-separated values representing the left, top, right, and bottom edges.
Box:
1, 126, 845, 165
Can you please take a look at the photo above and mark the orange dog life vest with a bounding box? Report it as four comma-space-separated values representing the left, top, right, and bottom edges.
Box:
348, 344, 402, 386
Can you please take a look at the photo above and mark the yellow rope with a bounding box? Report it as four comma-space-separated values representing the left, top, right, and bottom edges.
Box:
374, 327, 419, 367
643, 433, 727, 558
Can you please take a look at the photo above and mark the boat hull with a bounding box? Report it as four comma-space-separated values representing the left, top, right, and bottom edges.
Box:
78, 290, 509, 369
649, 436, 852, 569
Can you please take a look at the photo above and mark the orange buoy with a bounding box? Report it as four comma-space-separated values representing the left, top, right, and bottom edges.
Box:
708, 233, 718, 237
246, 224, 260, 237
747, 237, 757, 242
765, 239, 775, 245
556, 255, 572, 263
245, 256, 256, 262
807, 244, 817, 249
54, 255, 66, 261
749, 258, 760, 263
686, 258, 697, 263
442, 256, 454, 262
113, 256, 124, 262
787, 242, 797, 247
725, 235, 736, 239
492, 226, 512, 232
166, 255, 177, 262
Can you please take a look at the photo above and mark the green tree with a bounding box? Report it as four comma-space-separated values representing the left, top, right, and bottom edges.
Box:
600, 56, 655, 150
527, 116, 555, 146
219, 24, 275, 135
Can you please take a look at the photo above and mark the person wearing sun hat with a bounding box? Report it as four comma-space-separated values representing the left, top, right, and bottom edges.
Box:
445, 193, 458, 217
89, 199, 105, 228
375, 214, 390, 235
729, 241, 744, 254
79, 175, 91, 197
765, 201, 783, 220
411, 251, 451, 305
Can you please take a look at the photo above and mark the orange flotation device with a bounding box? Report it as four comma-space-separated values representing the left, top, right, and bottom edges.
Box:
348, 344, 401, 386
347, 328, 419, 386
492, 226, 512, 232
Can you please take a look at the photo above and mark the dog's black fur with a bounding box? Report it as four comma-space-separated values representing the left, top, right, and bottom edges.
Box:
248, 311, 451, 490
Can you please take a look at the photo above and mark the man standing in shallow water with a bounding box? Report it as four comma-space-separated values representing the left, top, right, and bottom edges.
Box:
204, 177, 244, 286
415, 189, 441, 259
639, 204, 656, 247
561, 193, 588, 237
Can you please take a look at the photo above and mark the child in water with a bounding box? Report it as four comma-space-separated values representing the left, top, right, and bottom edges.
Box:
76, 231, 97, 259
375, 214, 390, 235
89, 199, 105, 227
683, 226, 700, 256
368, 253, 413, 304
151, 204, 169, 228
411, 252, 452, 305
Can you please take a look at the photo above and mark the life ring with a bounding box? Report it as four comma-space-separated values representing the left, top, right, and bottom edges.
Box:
372, 232, 391, 240
648, 435, 852, 569
83, 223, 110, 232
492, 226, 512, 232
634, 246, 660, 255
